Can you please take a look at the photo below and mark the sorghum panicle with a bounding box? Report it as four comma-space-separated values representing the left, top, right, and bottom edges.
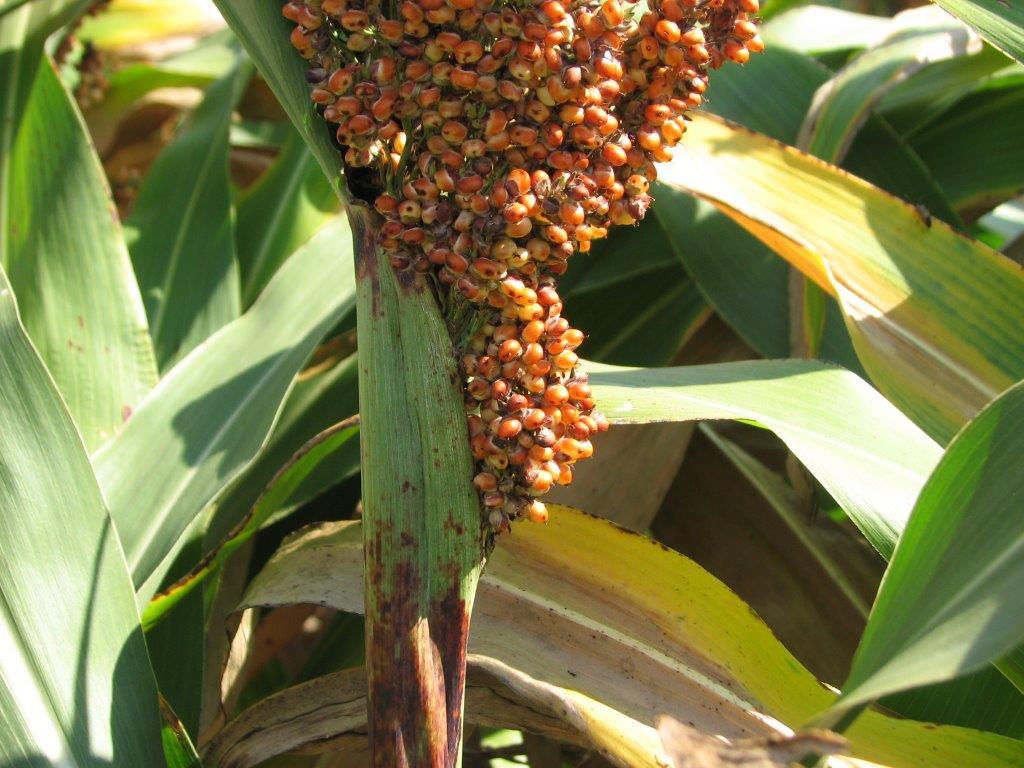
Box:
283, 0, 761, 530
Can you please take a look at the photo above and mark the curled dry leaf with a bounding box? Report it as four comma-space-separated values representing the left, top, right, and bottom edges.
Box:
656, 715, 848, 768
202, 658, 587, 768
219, 508, 1024, 768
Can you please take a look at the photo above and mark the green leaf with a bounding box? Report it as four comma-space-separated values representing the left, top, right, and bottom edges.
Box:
1, 0, 91, 265
761, 6, 893, 54
798, 6, 981, 163
210, 0, 347, 200
564, 218, 707, 367
657, 47, 857, 366
142, 415, 359, 627
5, 55, 157, 450
881, 668, 1024, 738
930, 0, 1024, 65
127, 53, 251, 370
587, 359, 941, 558
93, 215, 356, 590
204, 345, 361, 545
831, 380, 1024, 714
236, 130, 339, 307
877, 44, 1014, 135
160, 697, 203, 768
662, 113, 1024, 444
700, 424, 871, 619
0, 264, 163, 766
910, 85, 1024, 216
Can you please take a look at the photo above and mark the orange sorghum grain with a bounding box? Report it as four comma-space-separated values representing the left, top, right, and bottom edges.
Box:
283, 0, 760, 529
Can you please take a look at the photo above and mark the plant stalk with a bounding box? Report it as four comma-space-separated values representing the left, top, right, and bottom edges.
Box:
349, 202, 488, 767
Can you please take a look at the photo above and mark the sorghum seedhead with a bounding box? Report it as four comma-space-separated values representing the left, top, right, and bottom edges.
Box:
283, 0, 760, 528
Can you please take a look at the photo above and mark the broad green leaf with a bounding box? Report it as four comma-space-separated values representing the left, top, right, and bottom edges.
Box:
236, 131, 338, 307
225, 510, 1024, 768
5, 55, 156, 450
701, 422, 1024, 735
0, 265, 163, 766
145, 514, 210, 737
127, 53, 251, 370
93, 215, 356, 590
662, 112, 1024, 444
587, 359, 940, 558
930, 0, 1024, 65
760, 6, 892, 54
230, 119, 294, 148
143, 346, 361, 629
1, 0, 91, 257
205, 347, 361, 546
700, 425, 871, 619
842, 117, 961, 228
878, 44, 1014, 135
882, 668, 1024, 738
210, 0, 347, 200
142, 416, 359, 627
832, 380, 1024, 714
910, 86, 1024, 215
798, 6, 981, 163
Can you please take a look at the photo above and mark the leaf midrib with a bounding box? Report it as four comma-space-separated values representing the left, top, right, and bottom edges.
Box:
147, 128, 229, 347
242, 148, 310, 305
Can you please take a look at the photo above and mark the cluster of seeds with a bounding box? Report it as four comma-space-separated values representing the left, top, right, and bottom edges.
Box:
283, 0, 760, 528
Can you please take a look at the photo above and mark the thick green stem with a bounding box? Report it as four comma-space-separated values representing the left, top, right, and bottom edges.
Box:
350, 202, 488, 768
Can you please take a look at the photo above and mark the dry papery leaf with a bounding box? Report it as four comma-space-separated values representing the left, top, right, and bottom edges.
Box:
201, 512, 1024, 768
657, 715, 848, 768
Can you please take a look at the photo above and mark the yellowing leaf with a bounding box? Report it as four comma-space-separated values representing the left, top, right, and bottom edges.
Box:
660, 113, 1024, 443
231, 510, 1024, 768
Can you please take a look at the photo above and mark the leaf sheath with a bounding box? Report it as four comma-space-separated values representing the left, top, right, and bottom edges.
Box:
350, 204, 487, 767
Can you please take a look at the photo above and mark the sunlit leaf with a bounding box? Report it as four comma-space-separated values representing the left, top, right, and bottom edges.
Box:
587, 359, 939, 557
94, 216, 356, 591
761, 6, 892, 54
929, 0, 1024, 65
0, 264, 163, 767
661, 113, 1024, 443
832, 380, 1024, 714
910, 85, 1024, 216
143, 416, 359, 627
226, 510, 1024, 768
798, 6, 981, 163
5, 56, 157, 449
235, 131, 339, 307
210, 0, 347, 200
